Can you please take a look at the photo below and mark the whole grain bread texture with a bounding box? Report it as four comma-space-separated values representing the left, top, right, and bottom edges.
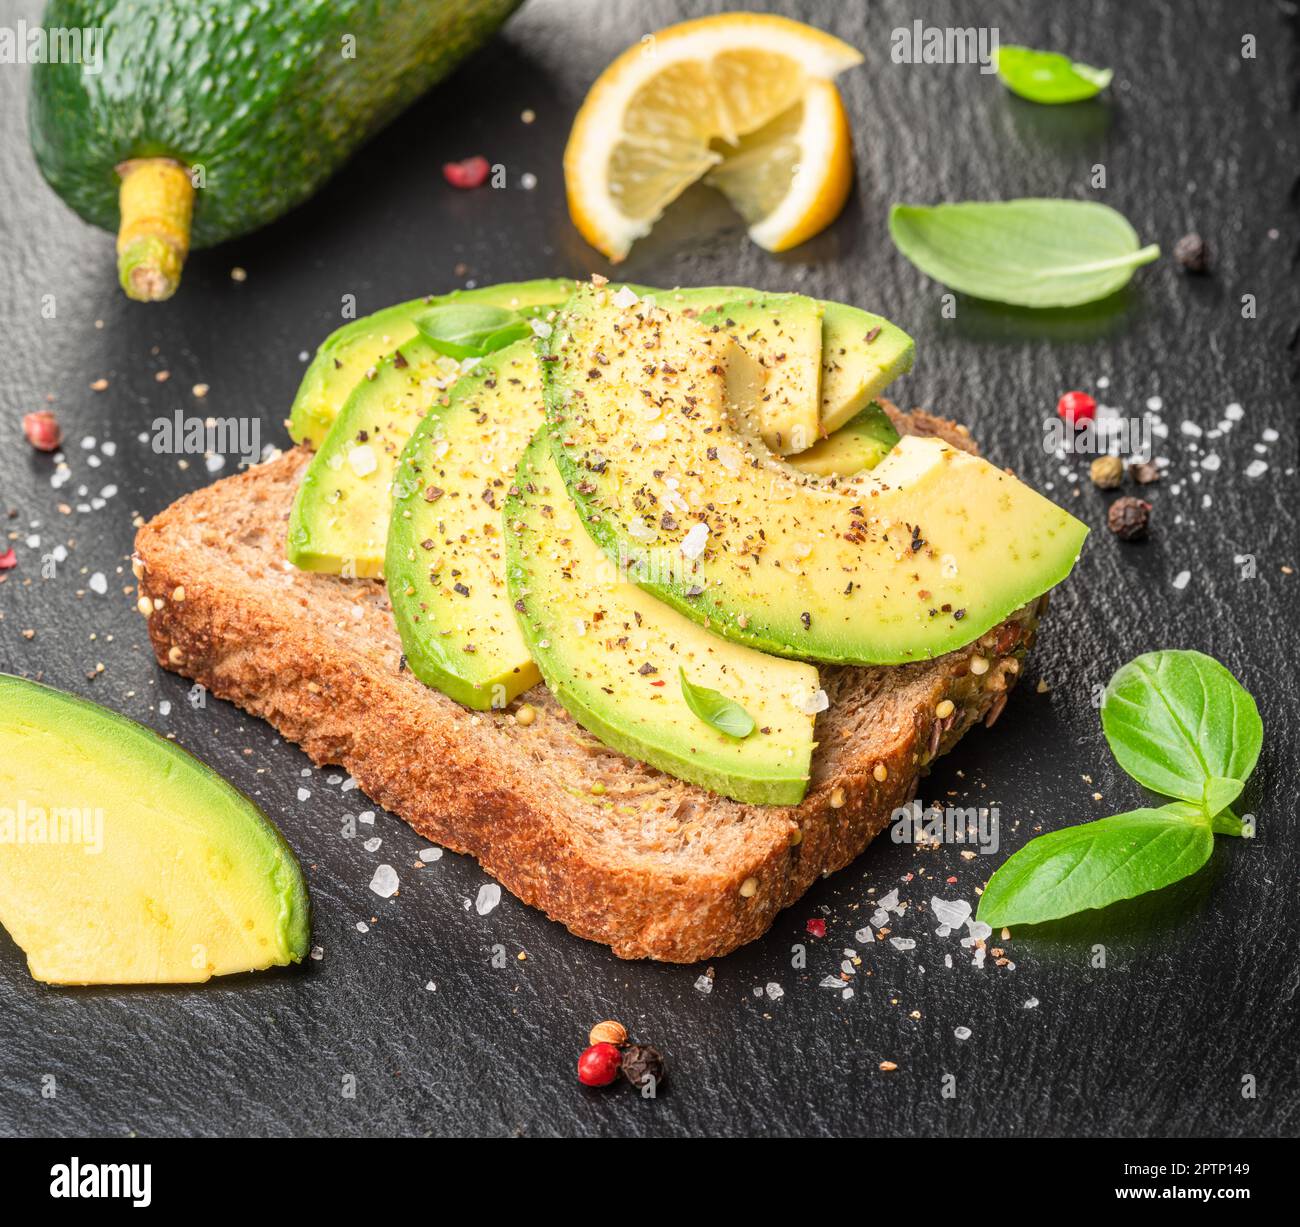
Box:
133, 403, 1041, 962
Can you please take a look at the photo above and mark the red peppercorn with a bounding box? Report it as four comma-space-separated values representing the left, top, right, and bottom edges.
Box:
1056, 391, 1096, 424
806, 918, 826, 938
23, 410, 62, 451
443, 156, 490, 189
577, 1042, 622, 1087
0, 548, 16, 571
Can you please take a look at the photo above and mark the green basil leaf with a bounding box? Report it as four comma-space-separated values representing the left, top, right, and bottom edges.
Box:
1101, 650, 1263, 805
1203, 776, 1245, 816
415, 303, 529, 359
976, 804, 1213, 927
888, 199, 1160, 308
996, 45, 1113, 104
679, 668, 755, 740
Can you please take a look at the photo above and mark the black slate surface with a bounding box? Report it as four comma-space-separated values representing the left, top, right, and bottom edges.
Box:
1, 0, 1297, 1139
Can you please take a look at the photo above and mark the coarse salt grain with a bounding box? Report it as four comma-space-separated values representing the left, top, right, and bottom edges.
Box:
954, 1025, 972, 1040
1172, 570, 1191, 590
680, 521, 709, 559
369, 864, 399, 898
475, 883, 501, 915
348, 445, 377, 477
611, 285, 639, 309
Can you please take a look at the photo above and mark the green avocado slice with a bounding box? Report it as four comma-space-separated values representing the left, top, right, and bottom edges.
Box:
0, 674, 310, 985
288, 279, 576, 446
287, 335, 468, 577
506, 435, 818, 806
787, 402, 900, 477
696, 293, 824, 454
541, 286, 1088, 666
387, 342, 545, 710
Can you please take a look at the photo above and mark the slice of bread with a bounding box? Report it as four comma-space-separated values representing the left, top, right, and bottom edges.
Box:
133, 405, 1040, 962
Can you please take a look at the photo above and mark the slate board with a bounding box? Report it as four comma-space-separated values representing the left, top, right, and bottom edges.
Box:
0, 0, 1296, 1138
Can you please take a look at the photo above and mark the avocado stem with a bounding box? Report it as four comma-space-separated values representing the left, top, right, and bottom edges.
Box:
115, 158, 194, 302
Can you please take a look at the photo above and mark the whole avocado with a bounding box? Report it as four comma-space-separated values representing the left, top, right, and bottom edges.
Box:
29, 0, 522, 298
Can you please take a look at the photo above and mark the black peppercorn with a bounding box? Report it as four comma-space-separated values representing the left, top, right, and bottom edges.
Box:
1107, 496, 1152, 541
1173, 233, 1210, 273
621, 1044, 666, 1091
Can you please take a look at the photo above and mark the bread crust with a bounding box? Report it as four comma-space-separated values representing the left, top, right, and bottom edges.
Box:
133, 404, 1037, 961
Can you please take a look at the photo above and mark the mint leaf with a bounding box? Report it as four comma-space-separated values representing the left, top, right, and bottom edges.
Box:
1101, 650, 1262, 805
415, 303, 530, 359
888, 200, 1159, 308
996, 46, 1113, 104
679, 668, 755, 740
976, 804, 1214, 928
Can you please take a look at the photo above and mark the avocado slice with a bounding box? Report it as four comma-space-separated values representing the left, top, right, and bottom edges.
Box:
787, 402, 900, 477
506, 436, 818, 806
697, 294, 823, 454
288, 279, 574, 446
387, 341, 545, 709
541, 286, 1088, 666
818, 302, 916, 435
288, 336, 471, 577
0, 675, 310, 985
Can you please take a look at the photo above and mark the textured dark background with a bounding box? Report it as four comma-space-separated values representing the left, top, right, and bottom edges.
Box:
1, 0, 1297, 1139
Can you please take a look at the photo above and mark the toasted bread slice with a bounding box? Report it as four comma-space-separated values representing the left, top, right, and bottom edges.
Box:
133, 405, 1040, 962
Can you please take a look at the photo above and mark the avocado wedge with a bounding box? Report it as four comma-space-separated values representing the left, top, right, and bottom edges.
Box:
541, 286, 1087, 665
288, 279, 574, 446
387, 341, 545, 709
697, 293, 824, 454
288, 335, 472, 577
507, 436, 818, 806
0, 675, 309, 984
787, 402, 900, 477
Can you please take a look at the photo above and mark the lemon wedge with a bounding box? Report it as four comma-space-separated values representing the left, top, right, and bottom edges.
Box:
565, 14, 862, 260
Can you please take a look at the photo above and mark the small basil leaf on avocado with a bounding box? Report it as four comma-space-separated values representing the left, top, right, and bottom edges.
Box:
977, 804, 1214, 928
415, 303, 531, 359
996, 46, 1113, 104
888, 200, 1159, 308
1100, 650, 1263, 805
679, 668, 756, 740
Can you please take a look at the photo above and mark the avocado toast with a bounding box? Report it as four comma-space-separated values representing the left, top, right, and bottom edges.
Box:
133, 281, 1081, 961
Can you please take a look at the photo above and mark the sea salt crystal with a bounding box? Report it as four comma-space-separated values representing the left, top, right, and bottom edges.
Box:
716, 445, 742, 476
842, 987, 854, 1000
310, 946, 324, 961
100, 484, 118, 499
297, 787, 311, 801
1172, 570, 1191, 590
878, 888, 901, 912
419, 848, 443, 862
363, 837, 382, 852
935, 925, 951, 938
944, 954, 953, 968
611, 285, 639, 309
1146, 396, 1163, 411
966, 918, 992, 942
1245, 460, 1268, 478
205, 454, 225, 473
931, 896, 971, 928
840, 960, 855, 975
425, 981, 437, 991
475, 883, 502, 915
1179, 421, 1202, 438
766, 982, 784, 1001
1025, 997, 1040, 1009
358, 810, 374, 823
819, 975, 845, 989
791, 685, 829, 715
854, 926, 875, 944
680, 521, 709, 559
695, 974, 713, 994
890, 937, 916, 951
871, 909, 890, 929
529, 318, 552, 339
1225, 402, 1244, 421
370, 864, 399, 898
954, 1025, 972, 1041
88, 572, 107, 594
158, 701, 171, 717
972, 947, 986, 969
1262, 427, 1279, 443
356, 922, 369, 933
1200, 453, 1221, 471
348, 444, 377, 477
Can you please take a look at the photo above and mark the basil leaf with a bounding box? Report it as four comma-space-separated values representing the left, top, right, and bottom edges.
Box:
976, 805, 1214, 927
996, 45, 1113, 104
679, 668, 755, 740
415, 303, 530, 359
888, 199, 1160, 308
1101, 650, 1263, 805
